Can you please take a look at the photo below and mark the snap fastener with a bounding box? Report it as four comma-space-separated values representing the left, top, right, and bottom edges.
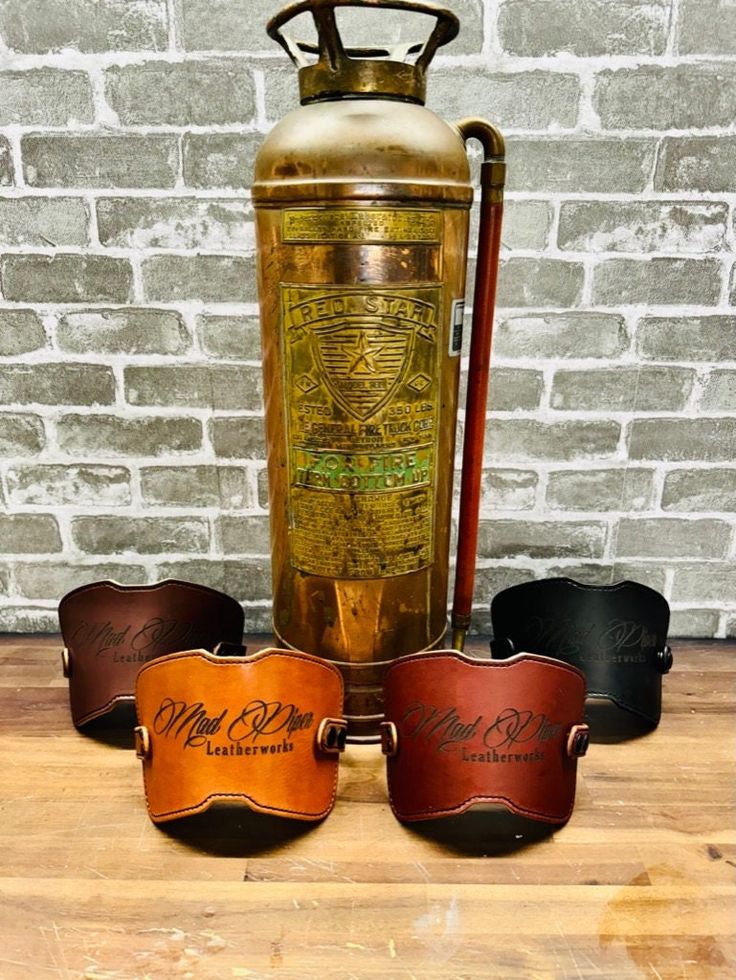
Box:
379, 721, 398, 757
656, 645, 673, 674
567, 724, 590, 758
61, 647, 70, 679
317, 717, 347, 754
134, 726, 151, 761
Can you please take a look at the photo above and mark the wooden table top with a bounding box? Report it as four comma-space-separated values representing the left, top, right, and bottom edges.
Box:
1, 635, 734, 979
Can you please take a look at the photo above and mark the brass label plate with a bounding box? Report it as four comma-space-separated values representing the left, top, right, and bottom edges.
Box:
283, 208, 441, 244
281, 283, 442, 580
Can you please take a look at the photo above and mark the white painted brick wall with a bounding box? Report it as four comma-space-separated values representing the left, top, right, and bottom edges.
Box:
0, 0, 734, 637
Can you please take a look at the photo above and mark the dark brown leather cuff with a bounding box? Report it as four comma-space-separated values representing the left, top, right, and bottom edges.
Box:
135, 648, 346, 823
59, 580, 245, 727
380, 651, 589, 825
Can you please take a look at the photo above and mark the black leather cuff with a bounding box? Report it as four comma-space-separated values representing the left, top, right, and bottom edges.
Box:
490, 578, 672, 729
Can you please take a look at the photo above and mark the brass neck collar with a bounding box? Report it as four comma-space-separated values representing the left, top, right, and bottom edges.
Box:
298, 59, 426, 104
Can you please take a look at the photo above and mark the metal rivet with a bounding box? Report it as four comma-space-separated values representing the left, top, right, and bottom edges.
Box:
380, 721, 398, 757
567, 724, 590, 759
134, 726, 151, 761
61, 647, 70, 679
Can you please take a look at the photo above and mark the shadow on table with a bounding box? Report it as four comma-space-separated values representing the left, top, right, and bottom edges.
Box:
76, 702, 137, 749
405, 807, 557, 856
157, 803, 318, 857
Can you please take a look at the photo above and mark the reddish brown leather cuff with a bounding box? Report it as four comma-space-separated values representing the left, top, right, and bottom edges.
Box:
135, 648, 346, 823
59, 580, 244, 727
381, 651, 589, 825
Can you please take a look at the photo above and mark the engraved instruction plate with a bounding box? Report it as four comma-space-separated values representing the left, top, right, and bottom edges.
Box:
283, 209, 441, 244
281, 283, 442, 579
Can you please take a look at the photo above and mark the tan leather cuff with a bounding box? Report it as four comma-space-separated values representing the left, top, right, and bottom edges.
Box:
59, 580, 245, 727
134, 648, 347, 824
380, 651, 589, 825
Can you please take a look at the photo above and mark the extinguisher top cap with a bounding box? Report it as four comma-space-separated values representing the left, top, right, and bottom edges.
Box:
267, 0, 459, 105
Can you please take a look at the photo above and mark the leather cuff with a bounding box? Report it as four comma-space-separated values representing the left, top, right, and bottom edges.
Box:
134, 648, 346, 823
59, 580, 245, 727
380, 651, 588, 825
490, 578, 672, 728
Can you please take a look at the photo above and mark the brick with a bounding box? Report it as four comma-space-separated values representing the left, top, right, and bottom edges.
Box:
487, 420, 621, 462
73, 517, 210, 555
0, 564, 8, 594
497, 200, 553, 251
558, 202, 728, 254
0, 136, 13, 186
480, 470, 538, 511
0, 414, 45, 455
57, 309, 190, 355
701, 371, 736, 411
672, 564, 736, 602
182, 0, 482, 54
727, 617, 736, 640
1, 255, 133, 303
57, 415, 202, 457
478, 520, 607, 559
262, 63, 299, 121
141, 466, 254, 509
0, 607, 57, 632
655, 138, 736, 193
498, 0, 671, 56
679, 0, 736, 55
179, 0, 271, 50
629, 419, 736, 461
96, 198, 253, 251
662, 469, 736, 512
0, 363, 115, 407
617, 518, 730, 559
210, 417, 266, 459
106, 61, 256, 126
141, 255, 256, 303
545, 562, 668, 593
489, 368, 543, 411
13, 561, 147, 600
0, 69, 93, 125
6, 465, 130, 507
732, 266, 736, 307
0, 514, 61, 553
154, 558, 271, 601
474, 566, 536, 605
591, 258, 722, 307
494, 313, 629, 360
0, 198, 89, 248
507, 138, 656, 193
0, 310, 46, 355
551, 367, 694, 412
125, 365, 262, 411
198, 315, 261, 360
595, 64, 736, 130
431, 70, 579, 130
257, 467, 269, 508
183, 133, 262, 189
547, 469, 655, 512
0, 0, 168, 53
637, 316, 736, 361
669, 609, 719, 638
23, 135, 179, 189
497, 258, 584, 308
217, 515, 270, 555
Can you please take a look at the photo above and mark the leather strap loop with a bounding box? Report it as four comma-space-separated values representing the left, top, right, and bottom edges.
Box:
58, 580, 245, 727
382, 650, 587, 825
135, 647, 345, 823
490, 578, 672, 728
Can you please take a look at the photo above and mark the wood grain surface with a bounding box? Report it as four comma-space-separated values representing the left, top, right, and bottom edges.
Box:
0, 636, 734, 979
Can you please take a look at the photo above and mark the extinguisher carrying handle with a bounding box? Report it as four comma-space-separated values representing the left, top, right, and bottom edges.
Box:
451, 118, 506, 652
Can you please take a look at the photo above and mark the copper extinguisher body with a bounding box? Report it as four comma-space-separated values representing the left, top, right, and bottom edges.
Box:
253, 1, 503, 740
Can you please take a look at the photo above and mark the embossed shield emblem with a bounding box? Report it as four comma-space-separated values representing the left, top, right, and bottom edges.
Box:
312, 321, 413, 421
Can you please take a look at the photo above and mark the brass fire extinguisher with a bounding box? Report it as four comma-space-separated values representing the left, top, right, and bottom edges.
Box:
254, 0, 505, 740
